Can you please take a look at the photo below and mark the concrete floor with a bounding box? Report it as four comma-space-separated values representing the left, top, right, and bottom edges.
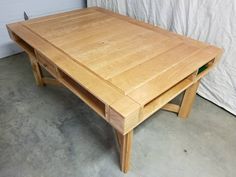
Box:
0, 53, 236, 177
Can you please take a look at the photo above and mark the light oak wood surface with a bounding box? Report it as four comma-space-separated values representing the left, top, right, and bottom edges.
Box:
7, 7, 223, 173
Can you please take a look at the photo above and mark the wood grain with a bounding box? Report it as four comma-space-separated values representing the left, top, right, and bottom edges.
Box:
7, 6, 223, 134
7, 7, 223, 173
178, 81, 200, 118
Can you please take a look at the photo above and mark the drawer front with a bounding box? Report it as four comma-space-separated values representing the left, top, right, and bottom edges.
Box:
35, 51, 57, 77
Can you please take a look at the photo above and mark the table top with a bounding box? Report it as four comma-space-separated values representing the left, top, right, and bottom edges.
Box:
7, 7, 222, 134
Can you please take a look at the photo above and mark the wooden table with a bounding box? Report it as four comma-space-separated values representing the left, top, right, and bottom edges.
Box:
7, 7, 222, 173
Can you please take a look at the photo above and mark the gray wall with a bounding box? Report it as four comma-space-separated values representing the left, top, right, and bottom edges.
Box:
0, 0, 86, 59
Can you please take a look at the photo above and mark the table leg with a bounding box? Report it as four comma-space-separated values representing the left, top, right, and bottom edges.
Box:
29, 55, 44, 86
114, 130, 133, 173
178, 81, 200, 119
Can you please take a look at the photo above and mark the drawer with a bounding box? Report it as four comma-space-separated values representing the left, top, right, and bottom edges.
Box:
35, 51, 57, 77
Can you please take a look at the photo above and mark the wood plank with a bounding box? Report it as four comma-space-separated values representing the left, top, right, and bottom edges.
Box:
58, 19, 139, 50
80, 28, 152, 63
24, 7, 97, 25
60, 20, 148, 56
35, 50, 58, 78
25, 13, 112, 41
142, 78, 193, 119
25, 9, 102, 31
49, 17, 126, 45
110, 43, 200, 93
162, 103, 180, 113
42, 77, 62, 86
128, 46, 222, 105
48, 17, 116, 46
87, 33, 171, 74
26, 11, 101, 32
95, 7, 208, 48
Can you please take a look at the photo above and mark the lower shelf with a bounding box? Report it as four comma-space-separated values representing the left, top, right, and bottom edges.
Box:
58, 69, 106, 118
143, 78, 192, 119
